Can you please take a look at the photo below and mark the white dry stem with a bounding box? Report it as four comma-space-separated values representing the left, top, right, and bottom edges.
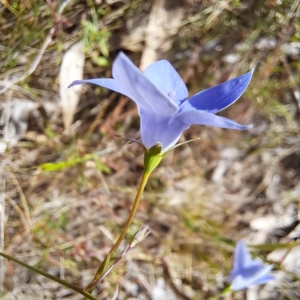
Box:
0, 0, 74, 95
139, 0, 184, 70
86, 226, 151, 290
111, 284, 119, 300
5, 195, 31, 237
59, 42, 85, 128
0, 159, 8, 292
7, 168, 32, 235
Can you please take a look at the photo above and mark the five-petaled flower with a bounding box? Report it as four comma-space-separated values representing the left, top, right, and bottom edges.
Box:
69, 52, 253, 152
227, 240, 275, 290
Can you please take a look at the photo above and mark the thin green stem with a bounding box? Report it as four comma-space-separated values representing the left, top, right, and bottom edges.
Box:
105, 170, 150, 257
208, 285, 232, 299
85, 145, 164, 296
86, 170, 151, 291
0, 251, 98, 300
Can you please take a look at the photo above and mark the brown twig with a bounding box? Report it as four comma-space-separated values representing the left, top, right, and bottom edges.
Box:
282, 56, 300, 115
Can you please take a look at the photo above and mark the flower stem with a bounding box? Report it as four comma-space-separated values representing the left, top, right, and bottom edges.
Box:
85, 169, 152, 292
0, 251, 98, 300
85, 145, 164, 295
208, 285, 232, 299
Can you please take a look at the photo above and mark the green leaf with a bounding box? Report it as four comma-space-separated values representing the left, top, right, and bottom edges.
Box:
38, 153, 110, 173
92, 55, 109, 67
251, 242, 300, 251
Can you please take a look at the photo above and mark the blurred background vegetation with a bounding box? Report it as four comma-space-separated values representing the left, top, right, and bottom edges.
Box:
1, 0, 300, 299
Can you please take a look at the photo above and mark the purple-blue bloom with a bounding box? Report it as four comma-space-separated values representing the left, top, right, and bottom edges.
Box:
227, 240, 275, 290
69, 52, 253, 152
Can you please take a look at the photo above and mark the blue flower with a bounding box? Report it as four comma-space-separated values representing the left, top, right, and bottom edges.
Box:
227, 240, 275, 290
69, 52, 253, 152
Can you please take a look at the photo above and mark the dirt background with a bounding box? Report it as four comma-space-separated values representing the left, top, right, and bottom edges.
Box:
1, 0, 300, 299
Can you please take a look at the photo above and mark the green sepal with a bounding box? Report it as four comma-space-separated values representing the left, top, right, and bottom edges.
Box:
220, 283, 232, 295
144, 143, 164, 174
164, 137, 201, 154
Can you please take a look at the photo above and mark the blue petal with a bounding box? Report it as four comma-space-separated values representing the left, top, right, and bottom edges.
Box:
144, 60, 188, 106
173, 110, 252, 130
239, 264, 269, 279
112, 52, 178, 118
252, 274, 275, 285
228, 241, 274, 291
187, 70, 254, 113
230, 274, 253, 290
140, 112, 188, 151
235, 241, 252, 269
243, 264, 273, 282
68, 78, 127, 95
231, 265, 273, 290
227, 241, 253, 282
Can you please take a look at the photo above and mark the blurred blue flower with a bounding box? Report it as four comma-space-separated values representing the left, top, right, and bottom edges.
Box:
227, 240, 275, 290
69, 52, 253, 152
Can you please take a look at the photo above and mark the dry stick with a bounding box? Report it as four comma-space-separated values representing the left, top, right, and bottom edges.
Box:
90, 245, 130, 289
85, 170, 152, 293
0, 251, 97, 300
0, 0, 74, 95
7, 168, 32, 232
282, 57, 300, 113
0, 30, 54, 94
5, 195, 30, 236
0, 159, 8, 290
86, 226, 150, 290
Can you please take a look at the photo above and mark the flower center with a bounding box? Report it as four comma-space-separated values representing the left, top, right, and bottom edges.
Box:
167, 90, 176, 101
